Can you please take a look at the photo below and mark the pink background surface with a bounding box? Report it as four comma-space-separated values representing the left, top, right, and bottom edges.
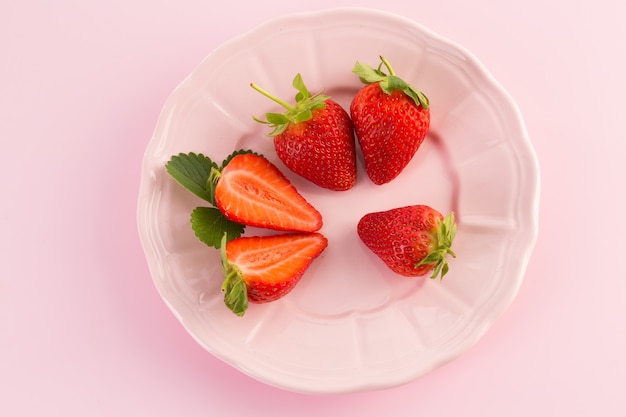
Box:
2, 1, 624, 415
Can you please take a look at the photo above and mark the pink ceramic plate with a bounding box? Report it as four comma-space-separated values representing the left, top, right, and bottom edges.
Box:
137, 8, 540, 394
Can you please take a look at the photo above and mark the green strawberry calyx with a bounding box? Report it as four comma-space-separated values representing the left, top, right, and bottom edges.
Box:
219, 233, 249, 316
352, 55, 429, 109
416, 212, 457, 280
251, 73, 329, 136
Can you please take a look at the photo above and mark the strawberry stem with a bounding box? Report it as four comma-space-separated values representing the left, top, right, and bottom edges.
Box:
379, 55, 395, 76
250, 83, 295, 111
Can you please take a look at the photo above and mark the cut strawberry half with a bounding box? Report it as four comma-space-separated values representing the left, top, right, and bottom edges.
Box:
220, 232, 328, 316
214, 153, 323, 232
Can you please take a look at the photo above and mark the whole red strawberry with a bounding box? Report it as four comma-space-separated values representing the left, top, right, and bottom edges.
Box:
357, 205, 456, 279
251, 74, 356, 191
350, 56, 430, 185
220, 232, 328, 316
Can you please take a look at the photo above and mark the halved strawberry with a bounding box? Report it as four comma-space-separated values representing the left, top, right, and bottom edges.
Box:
220, 232, 328, 316
213, 153, 323, 232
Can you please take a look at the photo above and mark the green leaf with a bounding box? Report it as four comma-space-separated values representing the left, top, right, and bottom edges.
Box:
190, 207, 245, 249
223, 277, 248, 317
404, 86, 430, 109
352, 56, 430, 109
294, 109, 313, 123
311, 102, 326, 111
267, 124, 288, 136
440, 212, 458, 250
415, 89, 430, 108
385, 75, 408, 91
220, 234, 249, 316
441, 262, 449, 279
166, 153, 217, 203
292, 73, 311, 101
266, 112, 290, 125
352, 61, 387, 84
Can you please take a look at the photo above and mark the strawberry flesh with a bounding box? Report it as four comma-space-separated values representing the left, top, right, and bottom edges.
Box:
215, 153, 323, 232
222, 233, 328, 314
